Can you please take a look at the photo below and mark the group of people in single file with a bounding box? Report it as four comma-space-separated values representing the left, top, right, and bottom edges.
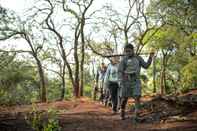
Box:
95, 43, 154, 121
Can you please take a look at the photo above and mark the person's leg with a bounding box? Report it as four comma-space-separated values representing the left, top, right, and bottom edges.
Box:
110, 83, 118, 112
134, 97, 140, 118
100, 87, 104, 102
120, 97, 128, 120
98, 80, 104, 103
108, 82, 114, 108
132, 79, 141, 120
117, 87, 121, 111
108, 91, 112, 107
104, 88, 109, 106
101, 80, 105, 103
117, 96, 121, 111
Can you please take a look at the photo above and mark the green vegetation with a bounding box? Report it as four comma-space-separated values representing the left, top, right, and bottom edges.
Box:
0, 0, 196, 105
25, 104, 61, 131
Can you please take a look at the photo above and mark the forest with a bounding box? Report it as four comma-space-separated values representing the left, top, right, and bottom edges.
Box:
0, 0, 196, 131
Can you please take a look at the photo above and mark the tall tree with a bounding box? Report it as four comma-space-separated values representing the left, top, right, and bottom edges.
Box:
61, 0, 95, 97
0, 7, 47, 102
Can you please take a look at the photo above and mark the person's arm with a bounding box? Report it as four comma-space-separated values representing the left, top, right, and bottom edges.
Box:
138, 53, 154, 69
104, 64, 110, 85
118, 57, 126, 83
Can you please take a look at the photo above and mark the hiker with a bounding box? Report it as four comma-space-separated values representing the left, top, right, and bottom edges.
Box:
104, 56, 120, 113
118, 44, 154, 120
96, 62, 107, 103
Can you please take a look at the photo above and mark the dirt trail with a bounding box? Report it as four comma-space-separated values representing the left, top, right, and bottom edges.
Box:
0, 97, 197, 131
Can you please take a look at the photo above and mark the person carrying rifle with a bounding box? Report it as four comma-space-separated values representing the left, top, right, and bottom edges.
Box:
118, 44, 154, 121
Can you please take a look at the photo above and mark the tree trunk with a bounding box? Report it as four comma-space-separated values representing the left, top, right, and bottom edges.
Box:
160, 51, 167, 95
80, 58, 84, 96
79, 17, 85, 97
74, 28, 80, 98
163, 65, 167, 93
60, 63, 66, 100
45, 8, 75, 99
74, 81, 80, 97
35, 57, 47, 102
24, 33, 47, 102
124, 30, 129, 45
153, 56, 156, 93
160, 69, 165, 95
74, 59, 80, 98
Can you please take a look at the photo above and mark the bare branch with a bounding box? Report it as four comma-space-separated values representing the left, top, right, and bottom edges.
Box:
0, 49, 32, 54
0, 31, 24, 41
87, 40, 149, 58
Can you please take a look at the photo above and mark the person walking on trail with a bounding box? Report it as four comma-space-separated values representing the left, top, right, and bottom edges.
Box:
118, 44, 154, 121
104, 57, 120, 114
96, 62, 107, 103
